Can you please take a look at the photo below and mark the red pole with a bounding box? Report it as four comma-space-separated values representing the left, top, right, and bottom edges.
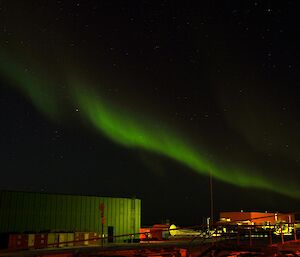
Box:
100, 203, 105, 246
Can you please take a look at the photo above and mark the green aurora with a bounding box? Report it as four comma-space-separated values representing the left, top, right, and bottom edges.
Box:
1, 50, 300, 199
0, 50, 60, 120
73, 86, 300, 198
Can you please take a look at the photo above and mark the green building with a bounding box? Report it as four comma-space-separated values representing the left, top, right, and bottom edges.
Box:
0, 191, 141, 241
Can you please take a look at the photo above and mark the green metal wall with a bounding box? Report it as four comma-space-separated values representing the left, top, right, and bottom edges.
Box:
0, 191, 141, 240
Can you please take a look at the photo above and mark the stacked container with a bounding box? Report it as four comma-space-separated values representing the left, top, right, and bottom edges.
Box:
8, 234, 28, 250
47, 233, 59, 248
34, 233, 48, 248
57, 233, 75, 247
74, 232, 87, 246
88, 232, 99, 245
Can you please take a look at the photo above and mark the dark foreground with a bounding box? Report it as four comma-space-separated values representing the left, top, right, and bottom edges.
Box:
1, 238, 300, 257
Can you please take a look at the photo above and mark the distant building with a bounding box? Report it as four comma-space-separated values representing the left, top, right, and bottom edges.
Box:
0, 191, 141, 242
219, 211, 294, 225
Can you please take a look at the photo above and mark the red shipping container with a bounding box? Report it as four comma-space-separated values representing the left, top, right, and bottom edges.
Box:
34, 233, 48, 248
8, 234, 28, 250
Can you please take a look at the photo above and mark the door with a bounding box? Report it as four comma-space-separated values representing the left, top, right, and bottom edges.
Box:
108, 226, 114, 243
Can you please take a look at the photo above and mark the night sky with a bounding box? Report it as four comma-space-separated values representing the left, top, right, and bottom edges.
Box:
1, 1, 300, 226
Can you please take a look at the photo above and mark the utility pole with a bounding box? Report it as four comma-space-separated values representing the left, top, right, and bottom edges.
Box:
99, 203, 105, 246
210, 171, 214, 226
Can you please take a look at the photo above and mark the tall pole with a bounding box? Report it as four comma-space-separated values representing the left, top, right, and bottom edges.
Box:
100, 203, 105, 246
210, 171, 214, 225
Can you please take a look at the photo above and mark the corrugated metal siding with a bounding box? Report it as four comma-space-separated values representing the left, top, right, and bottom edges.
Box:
0, 191, 141, 241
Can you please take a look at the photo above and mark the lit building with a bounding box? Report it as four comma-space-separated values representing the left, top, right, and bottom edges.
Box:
219, 211, 294, 225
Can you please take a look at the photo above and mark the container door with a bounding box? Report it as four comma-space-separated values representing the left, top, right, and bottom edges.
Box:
108, 226, 114, 243
28, 234, 35, 248
67, 233, 74, 246
59, 233, 66, 247
84, 233, 89, 245
47, 233, 58, 248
